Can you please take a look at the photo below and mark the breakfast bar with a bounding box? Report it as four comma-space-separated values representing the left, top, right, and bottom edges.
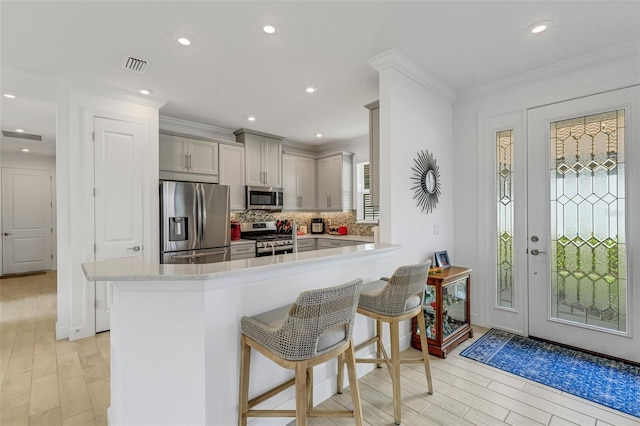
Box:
83, 243, 402, 426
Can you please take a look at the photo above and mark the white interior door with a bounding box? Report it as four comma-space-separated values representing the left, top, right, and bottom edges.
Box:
1, 168, 53, 275
94, 117, 143, 332
527, 86, 640, 362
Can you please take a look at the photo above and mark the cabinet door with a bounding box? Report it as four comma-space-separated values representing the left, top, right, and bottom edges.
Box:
230, 243, 256, 260
159, 134, 187, 172
244, 135, 264, 186
263, 137, 282, 187
188, 139, 218, 176
282, 155, 299, 210
316, 239, 355, 249
219, 144, 246, 210
317, 158, 330, 209
298, 157, 316, 210
327, 155, 343, 209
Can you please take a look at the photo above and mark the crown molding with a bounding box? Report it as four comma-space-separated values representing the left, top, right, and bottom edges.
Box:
0, 65, 63, 99
368, 48, 456, 104
1, 65, 168, 109
457, 39, 640, 102
60, 77, 167, 109
159, 115, 236, 141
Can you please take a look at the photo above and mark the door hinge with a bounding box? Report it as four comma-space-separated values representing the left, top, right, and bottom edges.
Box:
51, 228, 53, 234
51, 254, 53, 260
94, 244, 97, 253
92, 132, 95, 141
94, 299, 97, 309
93, 188, 96, 197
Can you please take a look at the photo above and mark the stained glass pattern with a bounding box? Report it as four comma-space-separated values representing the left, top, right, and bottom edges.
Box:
497, 130, 514, 308
550, 110, 626, 332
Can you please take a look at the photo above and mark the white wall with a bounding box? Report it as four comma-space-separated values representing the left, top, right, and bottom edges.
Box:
376, 54, 455, 266
452, 42, 640, 328
0, 152, 58, 271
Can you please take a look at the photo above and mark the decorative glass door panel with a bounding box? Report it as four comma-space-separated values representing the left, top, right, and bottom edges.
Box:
550, 110, 626, 332
527, 87, 639, 362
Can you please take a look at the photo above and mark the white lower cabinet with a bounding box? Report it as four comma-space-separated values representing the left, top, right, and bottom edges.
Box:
296, 239, 316, 252
316, 239, 356, 250
230, 243, 256, 260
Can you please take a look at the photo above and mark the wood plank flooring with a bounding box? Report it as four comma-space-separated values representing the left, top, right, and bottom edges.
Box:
2, 271, 638, 425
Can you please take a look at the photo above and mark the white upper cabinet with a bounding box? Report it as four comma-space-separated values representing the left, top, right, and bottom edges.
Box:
219, 144, 246, 211
317, 152, 353, 211
159, 134, 219, 181
283, 154, 316, 211
159, 134, 188, 172
234, 129, 283, 187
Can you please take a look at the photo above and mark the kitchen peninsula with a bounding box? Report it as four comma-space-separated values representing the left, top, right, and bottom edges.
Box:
83, 242, 400, 426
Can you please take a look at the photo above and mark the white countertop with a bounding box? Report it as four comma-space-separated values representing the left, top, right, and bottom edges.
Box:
82, 242, 397, 282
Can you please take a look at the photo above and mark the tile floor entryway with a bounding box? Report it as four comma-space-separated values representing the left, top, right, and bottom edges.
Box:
2, 271, 638, 425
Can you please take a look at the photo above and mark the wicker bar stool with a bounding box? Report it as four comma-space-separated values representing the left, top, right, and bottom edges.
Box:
337, 261, 433, 425
238, 279, 364, 426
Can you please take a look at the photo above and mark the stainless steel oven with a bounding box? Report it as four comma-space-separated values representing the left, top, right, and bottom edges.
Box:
240, 221, 293, 256
246, 186, 284, 211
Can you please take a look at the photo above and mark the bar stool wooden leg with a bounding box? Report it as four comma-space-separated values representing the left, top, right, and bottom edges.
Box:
337, 353, 344, 394
416, 307, 434, 394
295, 363, 308, 426
376, 319, 383, 368
238, 336, 251, 426
344, 340, 364, 426
307, 367, 314, 411
389, 319, 402, 425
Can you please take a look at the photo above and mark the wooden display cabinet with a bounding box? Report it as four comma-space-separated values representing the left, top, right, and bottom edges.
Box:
412, 266, 473, 358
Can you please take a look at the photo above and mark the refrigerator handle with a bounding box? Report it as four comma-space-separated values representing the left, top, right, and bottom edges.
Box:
199, 184, 207, 243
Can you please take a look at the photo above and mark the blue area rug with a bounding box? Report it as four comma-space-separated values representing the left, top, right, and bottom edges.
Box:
460, 328, 640, 418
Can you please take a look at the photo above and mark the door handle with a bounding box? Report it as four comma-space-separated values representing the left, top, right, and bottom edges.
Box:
3, 232, 12, 236
127, 245, 141, 252
530, 248, 546, 255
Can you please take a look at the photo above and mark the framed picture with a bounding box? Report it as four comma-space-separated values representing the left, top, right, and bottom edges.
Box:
434, 251, 450, 268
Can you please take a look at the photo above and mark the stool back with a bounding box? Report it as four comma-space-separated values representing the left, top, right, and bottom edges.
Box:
374, 261, 432, 314
244, 279, 363, 361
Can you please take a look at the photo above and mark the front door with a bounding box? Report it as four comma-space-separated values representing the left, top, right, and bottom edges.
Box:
527, 87, 640, 362
1, 168, 53, 275
94, 117, 144, 332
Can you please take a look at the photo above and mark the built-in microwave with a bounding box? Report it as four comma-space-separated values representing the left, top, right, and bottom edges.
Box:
245, 186, 284, 211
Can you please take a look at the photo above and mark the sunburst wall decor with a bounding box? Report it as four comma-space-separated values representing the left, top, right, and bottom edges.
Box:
410, 150, 441, 214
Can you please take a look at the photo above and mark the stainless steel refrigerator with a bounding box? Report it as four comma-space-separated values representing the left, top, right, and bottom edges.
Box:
160, 181, 230, 264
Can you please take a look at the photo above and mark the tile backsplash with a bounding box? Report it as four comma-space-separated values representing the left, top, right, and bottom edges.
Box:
231, 211, 375, 236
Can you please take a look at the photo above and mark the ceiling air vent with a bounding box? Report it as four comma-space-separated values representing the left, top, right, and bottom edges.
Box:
123, 56, 149, 73
2, 130, 42, 141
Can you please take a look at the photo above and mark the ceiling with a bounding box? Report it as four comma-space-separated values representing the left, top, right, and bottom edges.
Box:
1, 1, 639, 156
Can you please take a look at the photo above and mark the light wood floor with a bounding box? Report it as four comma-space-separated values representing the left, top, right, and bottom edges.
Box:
2, 271, 639, 426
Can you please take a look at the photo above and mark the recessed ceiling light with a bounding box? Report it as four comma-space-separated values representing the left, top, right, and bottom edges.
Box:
21, 148, 30, 152
178, 37, 192, 46
316, 133, 323, 138
530, 20, 551, 34
15, 129, 25, 133
263, 25, 278, 34
305, 87, 317, 94
139, 89, 151, 95
248, 116, 256, 122
4, 93, 16, 99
